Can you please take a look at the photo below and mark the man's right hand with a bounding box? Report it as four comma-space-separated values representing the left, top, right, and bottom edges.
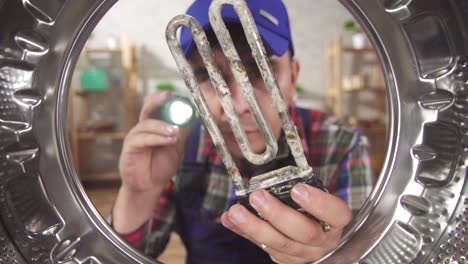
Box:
119, 90, 187, 193
113, 91, 190, 233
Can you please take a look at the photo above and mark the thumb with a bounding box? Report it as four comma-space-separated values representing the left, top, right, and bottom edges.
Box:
139, 90, 172, 121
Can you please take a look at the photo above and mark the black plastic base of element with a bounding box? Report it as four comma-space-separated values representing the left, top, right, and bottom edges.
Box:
237, 177, 327, 216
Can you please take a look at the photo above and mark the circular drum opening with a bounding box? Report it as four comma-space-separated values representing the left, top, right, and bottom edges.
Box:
0, 0, 466, 263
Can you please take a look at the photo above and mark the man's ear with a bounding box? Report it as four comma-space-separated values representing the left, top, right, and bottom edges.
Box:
288, 58, 301, 102
291, 58, 300, 87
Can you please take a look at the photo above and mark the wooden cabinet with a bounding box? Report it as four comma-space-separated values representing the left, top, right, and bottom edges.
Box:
326, 36, 387, 175
326, 36, 386, 121
69, 38, 138, 182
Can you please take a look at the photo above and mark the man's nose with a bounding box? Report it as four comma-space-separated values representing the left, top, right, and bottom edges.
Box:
226, 77, 251, 115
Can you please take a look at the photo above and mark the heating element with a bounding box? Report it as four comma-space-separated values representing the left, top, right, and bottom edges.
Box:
165, 0, 328, 225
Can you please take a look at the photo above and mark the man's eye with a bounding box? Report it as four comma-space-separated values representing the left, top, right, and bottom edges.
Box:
248, 69, 262, 80
245, 63, 262, 81
195, 69, 210, 83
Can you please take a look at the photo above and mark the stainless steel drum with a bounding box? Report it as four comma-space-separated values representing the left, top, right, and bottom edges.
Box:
0, 0, 466, 263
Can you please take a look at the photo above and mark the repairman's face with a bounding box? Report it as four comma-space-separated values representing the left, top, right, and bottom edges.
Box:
188, 26, 300, 159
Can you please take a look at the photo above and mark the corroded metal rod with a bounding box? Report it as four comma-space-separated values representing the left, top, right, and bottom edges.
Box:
166, 15, 246, 194
208, 0, 310, 170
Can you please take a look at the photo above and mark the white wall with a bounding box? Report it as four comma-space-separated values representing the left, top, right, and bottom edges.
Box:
88, 0, 354, 110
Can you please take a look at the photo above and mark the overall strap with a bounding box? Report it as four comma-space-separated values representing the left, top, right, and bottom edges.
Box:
183, 119, 202, 163
297, 107, 311, 147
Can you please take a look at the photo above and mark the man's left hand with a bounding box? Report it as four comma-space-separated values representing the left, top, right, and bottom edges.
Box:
220, 183, 352, 264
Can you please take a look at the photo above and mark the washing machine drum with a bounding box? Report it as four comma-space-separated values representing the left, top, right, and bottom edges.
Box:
0, 0, 467, 263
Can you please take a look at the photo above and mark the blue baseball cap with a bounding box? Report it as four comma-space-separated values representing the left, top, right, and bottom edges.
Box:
180, 0, 294, 57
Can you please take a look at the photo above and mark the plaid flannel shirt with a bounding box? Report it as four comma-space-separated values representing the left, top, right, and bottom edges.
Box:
117, 106, 375, 260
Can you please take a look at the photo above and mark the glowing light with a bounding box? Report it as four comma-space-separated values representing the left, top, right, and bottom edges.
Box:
169, 100, 194, 125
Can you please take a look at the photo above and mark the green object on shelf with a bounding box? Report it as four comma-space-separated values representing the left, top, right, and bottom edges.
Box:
343, 20, 362, 33
296, 84, 304, 94
80, 69, 107, 91
156, 81, 176, 91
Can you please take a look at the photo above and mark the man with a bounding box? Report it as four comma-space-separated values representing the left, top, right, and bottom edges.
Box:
111, 0, 374, 263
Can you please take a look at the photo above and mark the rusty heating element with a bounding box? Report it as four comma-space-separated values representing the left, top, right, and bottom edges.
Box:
166, 0, 328, 229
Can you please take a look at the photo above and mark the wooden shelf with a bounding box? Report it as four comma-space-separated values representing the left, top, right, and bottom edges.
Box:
75, 88, 122, 97
326, 36, 386, 120
343, 86, 386, 93
350, 118, 387, 133
85, 47, 122, 53
327, 36, 389, 178
81, 171, 121, 182
342, 47, 375, 53
69, 37, 138, 183
78, 131, 126, 140
365, 125, 386, 133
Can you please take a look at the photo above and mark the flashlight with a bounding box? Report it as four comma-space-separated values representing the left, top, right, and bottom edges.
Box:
154, 95, 196, 127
